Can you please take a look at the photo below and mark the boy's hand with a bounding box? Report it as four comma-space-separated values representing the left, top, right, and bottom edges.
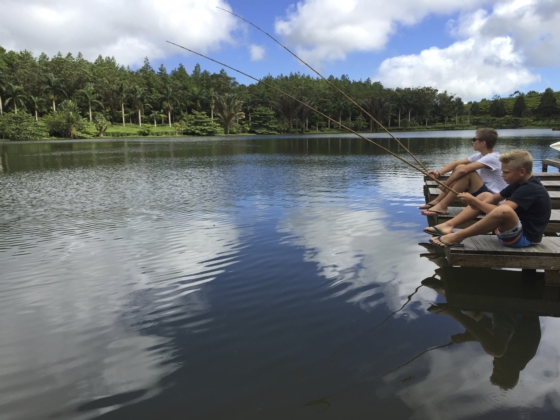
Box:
457, 192, 475, 205
428, 170, 440, 179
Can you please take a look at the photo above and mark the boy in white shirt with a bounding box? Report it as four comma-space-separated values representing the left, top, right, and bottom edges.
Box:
420, 128, 506, 216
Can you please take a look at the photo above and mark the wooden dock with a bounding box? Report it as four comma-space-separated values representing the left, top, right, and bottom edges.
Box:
542, 159, 560, 172
438, 266, 560, 315
422, 166, 560, 299
445, 236, 560, 299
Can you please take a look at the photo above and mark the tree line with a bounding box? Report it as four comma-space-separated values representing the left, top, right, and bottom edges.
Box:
0, 46, 558, 140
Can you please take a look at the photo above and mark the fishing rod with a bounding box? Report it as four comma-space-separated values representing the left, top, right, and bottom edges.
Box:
216, 6, 429, 174
166, 41, 459, 194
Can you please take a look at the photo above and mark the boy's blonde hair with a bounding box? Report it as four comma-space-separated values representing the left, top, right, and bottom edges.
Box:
499, 149, 533, 172
476, 128, 498, 149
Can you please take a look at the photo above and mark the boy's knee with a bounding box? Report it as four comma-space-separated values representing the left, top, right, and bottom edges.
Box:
490, 204, 517, 219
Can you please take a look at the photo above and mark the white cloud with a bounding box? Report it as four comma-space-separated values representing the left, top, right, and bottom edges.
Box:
277, 203, 435, 314
274, 0, 489, 65
472, 0, 560, 67
375, 0, 560, 100
376, 36, 540, 101
0, 0, 239, 66
275, 0, 557, 100
249, 44, 265, 61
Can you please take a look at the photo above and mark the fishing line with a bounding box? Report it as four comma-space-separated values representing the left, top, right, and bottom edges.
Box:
216, 6, 430, 174
166, 41, 459, 194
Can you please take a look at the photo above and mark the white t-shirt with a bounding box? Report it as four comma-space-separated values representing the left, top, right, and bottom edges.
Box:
468, 152, 507, 193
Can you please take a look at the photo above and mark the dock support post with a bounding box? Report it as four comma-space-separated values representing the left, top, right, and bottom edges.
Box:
522, 269, 537, 283
544, 270, 560, 300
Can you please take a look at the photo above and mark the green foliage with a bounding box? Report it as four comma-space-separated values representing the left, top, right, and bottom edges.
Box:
537, 88, 559, 118
0, 112, 49, 140
93, 112, 110, 137
183, 110, 224, 136
173, 121, 186, 135
512, 95, 527, 117
470, 102, 481, 116
214, 93, 245, 134
44, 100, 87, 138
488, 98, 506, 118
249, 107, 278, 134
137, 124, 153, 136
2, 45, 560, 137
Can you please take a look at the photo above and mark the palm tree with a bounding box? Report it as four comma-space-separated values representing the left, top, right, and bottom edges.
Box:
159, 86, 177, 127
4, 83, 26, 114
272, 95, 300, 131
298, 97, 314, 132
402, 88, 416, 126
0, 71, 5, 116
115, 82, 127, 126
77, 84, 103, 121
205, 88, 218, 119
43, 73, 66, 112
128, 86, 150, 126
28, 95, 45, 121
187, 87, 205, 112
215, 93, 245, 135
242, 95, 255, 126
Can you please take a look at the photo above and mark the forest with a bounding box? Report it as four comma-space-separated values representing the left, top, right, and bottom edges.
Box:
1, 46, 559, 140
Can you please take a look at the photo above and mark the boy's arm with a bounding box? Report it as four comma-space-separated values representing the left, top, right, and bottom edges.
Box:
428, 158, 470, 178
458, 192, 504, 213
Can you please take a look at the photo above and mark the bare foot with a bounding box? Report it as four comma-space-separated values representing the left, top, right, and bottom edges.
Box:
423, 224, 453, 236
430, 233, 461, 248
421, 206, 450, 216
419, 202, 438, 209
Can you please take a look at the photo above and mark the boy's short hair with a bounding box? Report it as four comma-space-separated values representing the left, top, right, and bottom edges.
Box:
499, 149, 533, 172
476, 128, 498, 149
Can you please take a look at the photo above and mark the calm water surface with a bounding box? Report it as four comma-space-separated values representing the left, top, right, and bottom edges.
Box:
2, 129, 560, 419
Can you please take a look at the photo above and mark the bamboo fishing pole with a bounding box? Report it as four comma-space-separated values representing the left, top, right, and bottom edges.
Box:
216, 6, 430, 174
166, 41, 459, 195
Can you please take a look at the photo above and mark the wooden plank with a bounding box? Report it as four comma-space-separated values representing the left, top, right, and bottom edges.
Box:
541, 181, 560, 191
542, 237, 560, 253
450, 236, 560, 256
425, 172, 560, 181
448, 254, 560, 270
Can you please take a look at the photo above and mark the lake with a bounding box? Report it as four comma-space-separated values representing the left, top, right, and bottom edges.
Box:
2, 129, 560, 419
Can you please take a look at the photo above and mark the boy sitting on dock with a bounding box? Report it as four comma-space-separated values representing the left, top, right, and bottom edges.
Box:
421, 128, 506, 216
426, 149, 551, 248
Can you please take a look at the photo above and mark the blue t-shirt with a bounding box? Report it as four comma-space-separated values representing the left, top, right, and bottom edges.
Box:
499, 177, 551, 243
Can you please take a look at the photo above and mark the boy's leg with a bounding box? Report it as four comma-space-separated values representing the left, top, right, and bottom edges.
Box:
426, 192, 495, 235
422, 164, 471, 208
437, 204, 519, 245
427, 171, 485, 214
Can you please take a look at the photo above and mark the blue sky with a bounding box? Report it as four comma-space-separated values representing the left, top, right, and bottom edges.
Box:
1, 0, 559, 101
